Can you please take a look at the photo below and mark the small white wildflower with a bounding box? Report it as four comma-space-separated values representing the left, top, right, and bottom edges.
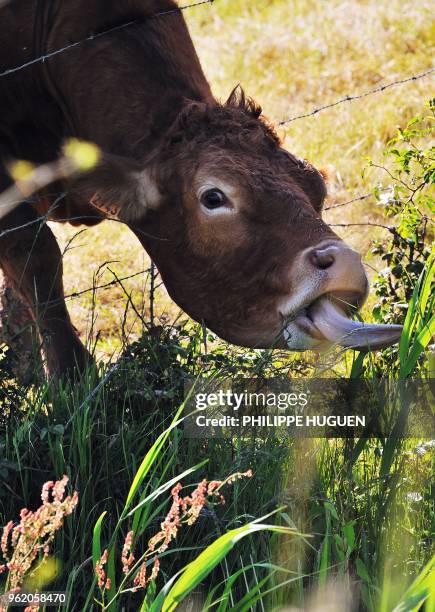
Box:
415, 443, 428, 456
406, 492, 423, 503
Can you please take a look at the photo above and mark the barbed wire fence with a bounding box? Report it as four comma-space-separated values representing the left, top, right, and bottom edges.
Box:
0, 0, 215, 78
0, 0, 433, 386
277, 67, 435, 126
323, 190, 389, 211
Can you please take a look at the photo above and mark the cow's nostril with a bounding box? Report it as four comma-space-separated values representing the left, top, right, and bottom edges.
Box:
309, 247, 336, 270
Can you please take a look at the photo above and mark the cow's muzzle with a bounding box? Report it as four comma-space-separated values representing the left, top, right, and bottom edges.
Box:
281, 241, 403, 351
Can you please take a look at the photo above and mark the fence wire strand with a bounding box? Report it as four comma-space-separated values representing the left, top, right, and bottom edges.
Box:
278, 67, 435, 126
0, 0, 214, 79
323, 188, 391, 211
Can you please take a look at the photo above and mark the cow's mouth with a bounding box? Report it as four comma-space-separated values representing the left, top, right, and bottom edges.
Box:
284, 293, 403, 351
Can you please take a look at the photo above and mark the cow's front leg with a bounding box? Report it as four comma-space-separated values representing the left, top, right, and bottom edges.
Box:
0, 204, 93, 379
0, 273, 41, 385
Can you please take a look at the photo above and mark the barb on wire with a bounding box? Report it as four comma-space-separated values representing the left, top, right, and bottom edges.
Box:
278, 67, 435, 126
0, 0, 214, 79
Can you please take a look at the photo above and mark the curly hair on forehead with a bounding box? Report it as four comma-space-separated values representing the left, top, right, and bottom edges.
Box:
164, 85, 282, 150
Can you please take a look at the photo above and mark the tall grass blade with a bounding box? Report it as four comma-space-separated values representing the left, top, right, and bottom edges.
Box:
127, 460, 209, 517
124, 402, 186, 510
399, 252, 434, 377
391, 553, 435, 611
214, 563, 276, 612
401, 313, 435, 378
161, 523, 299, 611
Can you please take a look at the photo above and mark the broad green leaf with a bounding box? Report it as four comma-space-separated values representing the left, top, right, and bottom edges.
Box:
106, 545, 117, 612
343, 521, 356, 553
92, 511, 107, 569
356, 558, 372, 584
324, 501, 339, 521
350, 351, 366, 378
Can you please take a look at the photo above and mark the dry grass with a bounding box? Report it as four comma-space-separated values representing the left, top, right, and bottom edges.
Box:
51, 0, 434, 359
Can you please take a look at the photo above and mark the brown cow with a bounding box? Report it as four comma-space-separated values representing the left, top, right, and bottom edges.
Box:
0, 0, 401, 378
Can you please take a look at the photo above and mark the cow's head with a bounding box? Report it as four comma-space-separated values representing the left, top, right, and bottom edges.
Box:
81, 89, 402, 352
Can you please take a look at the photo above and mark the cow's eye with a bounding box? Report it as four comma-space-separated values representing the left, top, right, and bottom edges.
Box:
200, 188, 227, 209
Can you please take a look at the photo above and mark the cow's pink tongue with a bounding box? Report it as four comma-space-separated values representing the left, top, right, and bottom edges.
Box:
309, 297, 403, 350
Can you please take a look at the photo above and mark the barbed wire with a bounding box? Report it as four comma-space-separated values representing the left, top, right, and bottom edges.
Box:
329, 221, 395, 232
324, 191, 374, 211
0, 264, 164, 315
0, 0, 214, 79
63, 269, 151, 303
323, 188, 391, 211
278, 67, 435, 126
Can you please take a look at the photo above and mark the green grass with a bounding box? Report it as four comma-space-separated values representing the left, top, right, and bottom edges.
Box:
1, 316, 434, 609
399, 252, 435, 378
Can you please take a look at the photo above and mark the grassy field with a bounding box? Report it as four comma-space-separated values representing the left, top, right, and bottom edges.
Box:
1, 1, 434, 610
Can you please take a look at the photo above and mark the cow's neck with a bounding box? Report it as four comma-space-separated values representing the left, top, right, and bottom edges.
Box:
43, 0, 215, 161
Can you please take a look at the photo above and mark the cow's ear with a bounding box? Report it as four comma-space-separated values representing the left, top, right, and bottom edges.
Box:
71, 154, 161, 223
